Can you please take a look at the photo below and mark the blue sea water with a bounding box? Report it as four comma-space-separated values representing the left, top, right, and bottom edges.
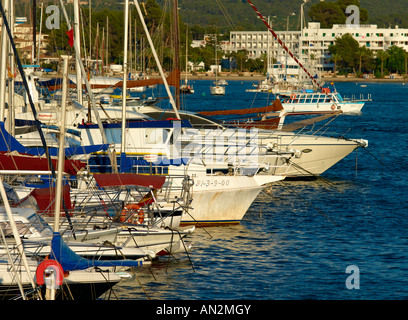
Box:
113, 80, 408, 300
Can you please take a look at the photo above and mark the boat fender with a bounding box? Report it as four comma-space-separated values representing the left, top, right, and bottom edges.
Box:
36, 259, 65, 287
294, 150, 302, 158
121, 204, 144, 224
331, 104, 336, 110
288, 148, 302, 158
266, 142, 278, 151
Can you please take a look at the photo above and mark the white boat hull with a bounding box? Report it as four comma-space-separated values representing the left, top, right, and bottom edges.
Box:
1, 240, 151, 260
115, 225, 195, 255
210, 85, 225, 95
282, 101, 364, 114
259, 133, 368, 177
176, 175, 283, 225
0, 257, 125, 300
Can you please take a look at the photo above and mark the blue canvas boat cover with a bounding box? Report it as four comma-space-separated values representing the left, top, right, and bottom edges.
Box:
49, 232, 144, 271
77, 119, 193, 129
29, 144, 109, 157
0, 122, 27, 154
0, 122, 109, 157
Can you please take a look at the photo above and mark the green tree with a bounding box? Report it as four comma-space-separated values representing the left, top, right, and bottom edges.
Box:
356, 46, 374, 74
385, 45, 406, 74
309, 0, 369, 28
190, 46, 204, 70
404, 50, 408, 75
260, 52, 268, 74
249, 57, 266, 73
46, 21, 71, 53
336, 0, 368, 23
330, 53, 342, 76
329, 33, 360, 72
203, 44, 218, 70
308, 2, 346, 28
235, 49, 249, 72
376, 50, 389, 77
361, 48, 376, 73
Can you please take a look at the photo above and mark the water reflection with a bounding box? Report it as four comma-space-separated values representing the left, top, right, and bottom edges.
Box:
109, 94, 408, 299
113, 223, 282, 300
112, 176, 370, 300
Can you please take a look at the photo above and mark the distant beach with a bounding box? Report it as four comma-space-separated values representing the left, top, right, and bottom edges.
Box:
186, 73, 408, 82
54, 70, 408, 83
321, 76, 408, 83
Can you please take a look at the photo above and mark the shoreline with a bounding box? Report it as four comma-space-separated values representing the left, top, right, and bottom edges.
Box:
186, 74, 408, 82
56, 71, 408, 83
321, 77, 408, 83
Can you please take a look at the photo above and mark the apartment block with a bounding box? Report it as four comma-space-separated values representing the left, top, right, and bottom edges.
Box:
230, 22, 408, 72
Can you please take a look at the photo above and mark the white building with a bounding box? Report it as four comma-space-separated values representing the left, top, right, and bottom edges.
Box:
230, 22, 408, 73
192, 34, 231, 52
229, 30, 299, 61
0, 22, 49, 63
300, 22, 408, 72
228, 29, 303, 80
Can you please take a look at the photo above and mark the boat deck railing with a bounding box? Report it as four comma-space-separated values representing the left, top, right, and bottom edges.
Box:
341, 93, 372, 102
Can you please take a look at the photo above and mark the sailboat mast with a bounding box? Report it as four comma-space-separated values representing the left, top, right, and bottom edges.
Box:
246, 0, 324, 91
101, 27, 104, 75
32, 0, 36, 63
89, 0, 91, 69
74, 0, 82, 104
96, 22, 99, 73
106, 16, 109, 69
129, 11, 132, 74
58, 0, 117, 171
135, 20, 137, 72
37, 2, 43, 66
54, 55, 69, 232
0, 178, 38, 296
121, 0, 129, 158
0, 0, 10, 121
285, 16, 288, 80
214, 34, 218, 82
173, 0, 180, 109
215, 34, 218, 82
300, 1, 306, 82
8, 0, 15, 135
185, 25, 188, 83
267, 16, 270, 76
133, 0, 180, 119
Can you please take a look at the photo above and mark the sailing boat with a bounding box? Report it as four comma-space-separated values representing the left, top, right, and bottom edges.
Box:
0, 51, 133, 300
0, 240, 131, 300
141, 103, 367, 178
180, 26, 194, 94
73, 0, 284, 226
210, 35, 225, 95
39, 56, 142, 299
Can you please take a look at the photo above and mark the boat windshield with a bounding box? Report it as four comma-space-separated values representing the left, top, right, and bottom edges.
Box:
145, 110, 223, 128
0, 220, 33, 237
27, 213, 53, 237
285, 93, 334, 103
